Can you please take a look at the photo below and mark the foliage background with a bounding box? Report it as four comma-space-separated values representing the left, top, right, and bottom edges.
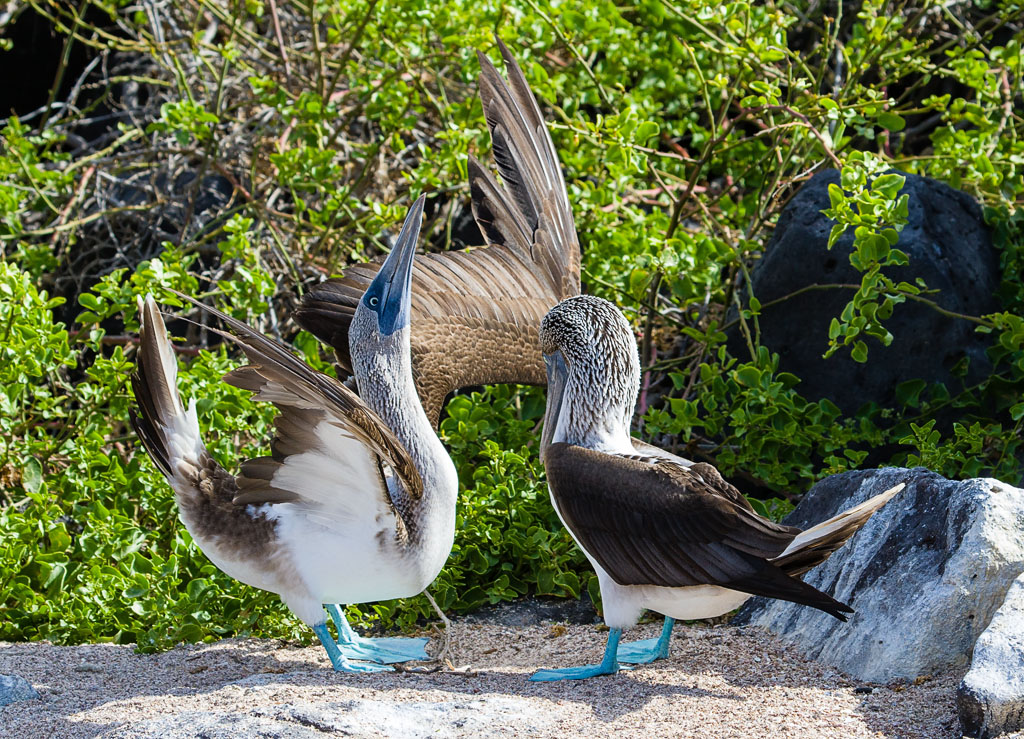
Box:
0, 0, 1021, 648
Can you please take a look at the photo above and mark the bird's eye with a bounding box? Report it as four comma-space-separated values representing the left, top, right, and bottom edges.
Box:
369, 296, 379, 307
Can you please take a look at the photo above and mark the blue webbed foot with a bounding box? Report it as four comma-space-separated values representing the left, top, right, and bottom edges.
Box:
616, 638, 667, 664
529, 628, 627, 682
529, 661, 627, 682
330, 658, 393, 673
312, 622, 393, 673
326, 604, 430, 664
616, 617, 674, 664
339, 636, 430, 664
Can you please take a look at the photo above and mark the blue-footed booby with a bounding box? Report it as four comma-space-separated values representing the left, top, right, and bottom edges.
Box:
530, 295, 905, 681
130, 197, 460, 672
295, 38, 581, 427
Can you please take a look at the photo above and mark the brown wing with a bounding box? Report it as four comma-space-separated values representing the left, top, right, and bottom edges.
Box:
296, 37, 580, 426
619, 442, 756, 514
171, 290, 423, 511
544, 443, 854, 619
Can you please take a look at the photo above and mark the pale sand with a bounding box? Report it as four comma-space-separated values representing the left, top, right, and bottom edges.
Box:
0, 621, 1012, 738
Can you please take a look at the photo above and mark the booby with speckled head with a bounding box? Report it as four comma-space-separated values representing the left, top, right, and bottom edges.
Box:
530, 295, 905, 681
130, 197, 459, 672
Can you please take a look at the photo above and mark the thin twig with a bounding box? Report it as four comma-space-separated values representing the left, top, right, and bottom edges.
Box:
267, 0, 293, 82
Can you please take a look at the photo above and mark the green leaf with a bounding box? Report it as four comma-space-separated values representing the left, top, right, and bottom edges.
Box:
635, 120, 660, 143
22, 458, 42, 493
827, 224, 846, 249
735, 366, 761, 387
877, 111, 905, 131
746, 497, 769, 518
78, 293, 102, 312
872, 173, 905, 199
827, 183, 845, 211
895, 379, 927, 408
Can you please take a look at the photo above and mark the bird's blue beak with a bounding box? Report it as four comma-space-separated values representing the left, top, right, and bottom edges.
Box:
365, 195, 425, 336
540, 349, 568, 462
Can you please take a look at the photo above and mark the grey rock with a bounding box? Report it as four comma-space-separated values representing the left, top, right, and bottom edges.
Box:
958, 573, 1024, 738
726, 169, 999, 416
0, 674, 39, 706
735, 467, 1024, 682
104, 696, 558, 738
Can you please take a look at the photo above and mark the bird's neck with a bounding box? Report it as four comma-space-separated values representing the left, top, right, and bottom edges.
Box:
354, 340, 457, 549
555, 372, 638, 455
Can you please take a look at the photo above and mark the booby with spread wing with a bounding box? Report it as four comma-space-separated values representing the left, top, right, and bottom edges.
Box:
295, 38, 581, 427
530, 295, 905, 681
130, 197, 459, 672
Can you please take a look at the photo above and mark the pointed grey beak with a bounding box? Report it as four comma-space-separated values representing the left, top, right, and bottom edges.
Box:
368, 195, 425, 336
540, 349, 568, 463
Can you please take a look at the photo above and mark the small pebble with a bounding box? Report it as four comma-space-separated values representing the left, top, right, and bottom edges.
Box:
72, 662, 105, 673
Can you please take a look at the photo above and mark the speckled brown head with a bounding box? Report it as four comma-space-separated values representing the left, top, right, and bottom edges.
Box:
539, 295, 640, 456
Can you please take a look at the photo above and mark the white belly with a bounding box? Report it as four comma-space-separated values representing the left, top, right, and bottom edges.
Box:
186, 503, 445, 627
597, 565, 751, 629
275, 508, 436, 605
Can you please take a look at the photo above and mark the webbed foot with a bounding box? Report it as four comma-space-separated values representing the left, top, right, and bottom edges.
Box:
339, 636, 430, 664
529, 661, 626, 681
528, 627, 626, 682
326, 604, 429, 664
312, 622, 393, 673
616, 617, 674, 664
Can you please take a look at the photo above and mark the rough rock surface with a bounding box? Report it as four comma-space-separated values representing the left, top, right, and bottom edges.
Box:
736, 467, 1024, 682
103, 696, 557, 738
958, 573, 1024, 738
726, 169, 999, 415
0, 673, 38, 707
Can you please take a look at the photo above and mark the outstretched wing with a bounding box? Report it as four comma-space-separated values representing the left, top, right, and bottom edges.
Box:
171, 291, 423, 540
544, 443, 853, 620
296, 38, 580, 426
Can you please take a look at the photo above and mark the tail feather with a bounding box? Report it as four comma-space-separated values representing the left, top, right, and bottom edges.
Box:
772, 483, 905, 577
129, 294, 205, 487
732, 558, 854, 621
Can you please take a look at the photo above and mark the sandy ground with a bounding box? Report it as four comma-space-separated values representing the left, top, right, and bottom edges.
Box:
0, 620, 1011, 738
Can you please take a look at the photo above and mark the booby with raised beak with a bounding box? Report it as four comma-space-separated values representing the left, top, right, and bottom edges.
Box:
130, 197, 459, 672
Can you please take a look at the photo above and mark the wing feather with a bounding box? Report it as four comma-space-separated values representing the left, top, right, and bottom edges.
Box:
544, 443, 853, 619
296, 38, 580, 425
170, 291, 422, 532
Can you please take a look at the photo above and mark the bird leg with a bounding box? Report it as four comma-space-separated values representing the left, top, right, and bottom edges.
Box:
325, 604, 430, 664
616, 617, 674, 664
529, 627, 628, 681
311, 622, 391, 673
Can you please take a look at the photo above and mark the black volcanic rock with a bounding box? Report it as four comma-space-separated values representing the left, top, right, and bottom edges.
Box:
727, 169, 999, 415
